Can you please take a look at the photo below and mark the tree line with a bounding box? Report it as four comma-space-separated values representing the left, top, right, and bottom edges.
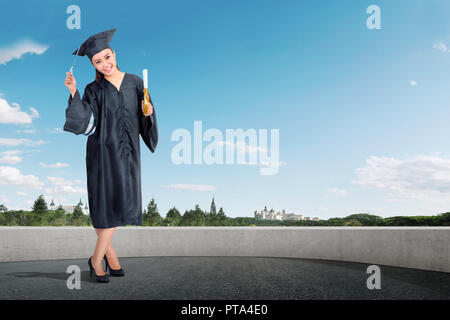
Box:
0, 194, 228, 227
0, 195, 449, 226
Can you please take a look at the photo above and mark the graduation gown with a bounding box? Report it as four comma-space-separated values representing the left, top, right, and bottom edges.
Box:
63, 73, 158, 228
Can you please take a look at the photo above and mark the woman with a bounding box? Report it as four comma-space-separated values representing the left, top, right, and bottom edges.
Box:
63, 28, 158, 283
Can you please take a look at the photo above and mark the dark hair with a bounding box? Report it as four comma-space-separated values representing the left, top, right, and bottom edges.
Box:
93, 48, 120, 82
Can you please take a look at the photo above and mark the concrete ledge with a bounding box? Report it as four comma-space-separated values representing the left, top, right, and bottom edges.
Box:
0, 226, 449, 273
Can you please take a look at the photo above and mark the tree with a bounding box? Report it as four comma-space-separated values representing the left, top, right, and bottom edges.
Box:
146, 196, 162, 226
344, 213, 383, 226
0, 213, 6, 225
435, 212, 450, 226
179, 204, 206, 226
192, 204, 206, 225
32, 194, 48, 224
217, 207, 226, 220
164, 207, 181, 226
179, 209, 192, 226
142, 209, 148, 225
1, 211, 18, 225
323, 218, 345, 226
343, 219, 363, 226
56, 205, 65, 215
0, 204, 8, 213
32, 195, 48, 214
49, 205, 66, 226
73, 203, 84, 219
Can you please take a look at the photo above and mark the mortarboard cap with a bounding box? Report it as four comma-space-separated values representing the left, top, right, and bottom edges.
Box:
72, 28, 116, 61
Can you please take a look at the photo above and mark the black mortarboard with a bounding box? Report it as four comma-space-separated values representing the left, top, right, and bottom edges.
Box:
72, 28, 116, 61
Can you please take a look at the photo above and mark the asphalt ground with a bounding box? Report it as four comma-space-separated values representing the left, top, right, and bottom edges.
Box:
0, 256, 449, 300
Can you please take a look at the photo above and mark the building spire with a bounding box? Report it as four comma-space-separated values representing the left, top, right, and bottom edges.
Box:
210, 196, 217, 214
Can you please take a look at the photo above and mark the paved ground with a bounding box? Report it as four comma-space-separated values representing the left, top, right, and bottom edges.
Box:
0, 256, 449, 300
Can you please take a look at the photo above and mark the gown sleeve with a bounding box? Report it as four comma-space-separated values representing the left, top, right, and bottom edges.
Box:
63, 86, 97, 136
137, 76, 158, 153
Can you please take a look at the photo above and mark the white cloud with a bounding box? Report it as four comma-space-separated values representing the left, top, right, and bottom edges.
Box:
16, 191, 27, 196
60, 185, 86, 194
354, 155, 450, 203
29, 107, 39, 118
0, 138, 47, 146
0, 150, 22, 164
50, 128, 63, 134
409, 80, 418, 86
40, 162, 70, 168
47, 177, 69, 186
0, 98, 40, 124
1, 150, 22, 155
433, 41, 448, 53
0, 39, 49, 65
0, 155, 21, 164
0, 166, 44, 189
161, 184, 216, 191
46, 176, 86, 194
16, 129, 37, 134
25, 200, 34, 209
326, 187, 347, 196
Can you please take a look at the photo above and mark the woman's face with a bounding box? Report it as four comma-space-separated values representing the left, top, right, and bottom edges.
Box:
91, 48, 117, 76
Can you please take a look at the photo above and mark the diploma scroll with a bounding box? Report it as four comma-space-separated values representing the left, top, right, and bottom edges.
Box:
142, 69, 151, 116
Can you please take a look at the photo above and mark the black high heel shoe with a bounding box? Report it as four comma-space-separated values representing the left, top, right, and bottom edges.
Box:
104, 254, 125, 277
88, 256, 110, 283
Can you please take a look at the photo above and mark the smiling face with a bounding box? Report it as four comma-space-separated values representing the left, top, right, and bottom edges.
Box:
91, 48, 117, 76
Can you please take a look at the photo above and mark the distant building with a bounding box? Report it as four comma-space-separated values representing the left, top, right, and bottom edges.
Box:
61, 206, 76, 214
254, 206, 319, 221
210, 196, 217, 214
50, 198, 89, 215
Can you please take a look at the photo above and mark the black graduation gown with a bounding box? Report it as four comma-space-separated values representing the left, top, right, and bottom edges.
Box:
63, 73, 158, 228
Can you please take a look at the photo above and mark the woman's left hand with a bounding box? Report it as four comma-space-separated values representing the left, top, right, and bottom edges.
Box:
141, 100, 154, 117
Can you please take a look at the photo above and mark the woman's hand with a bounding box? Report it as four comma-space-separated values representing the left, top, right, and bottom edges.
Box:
141, 100, 154, 117
64, 72, 77, 97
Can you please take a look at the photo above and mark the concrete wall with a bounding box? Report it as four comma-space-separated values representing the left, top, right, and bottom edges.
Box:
0, 226, 449, 272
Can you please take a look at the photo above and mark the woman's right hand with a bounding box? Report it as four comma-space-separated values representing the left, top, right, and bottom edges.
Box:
64, 72, 77, 97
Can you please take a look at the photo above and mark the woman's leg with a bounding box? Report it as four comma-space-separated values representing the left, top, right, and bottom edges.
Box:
91, 227, 115, 275
94, 227, 121, 269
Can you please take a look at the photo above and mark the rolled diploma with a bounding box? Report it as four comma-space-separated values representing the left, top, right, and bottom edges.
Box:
143, 69, 148, 89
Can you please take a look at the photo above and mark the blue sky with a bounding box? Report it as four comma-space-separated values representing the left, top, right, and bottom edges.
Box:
1, 0, 450, 219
